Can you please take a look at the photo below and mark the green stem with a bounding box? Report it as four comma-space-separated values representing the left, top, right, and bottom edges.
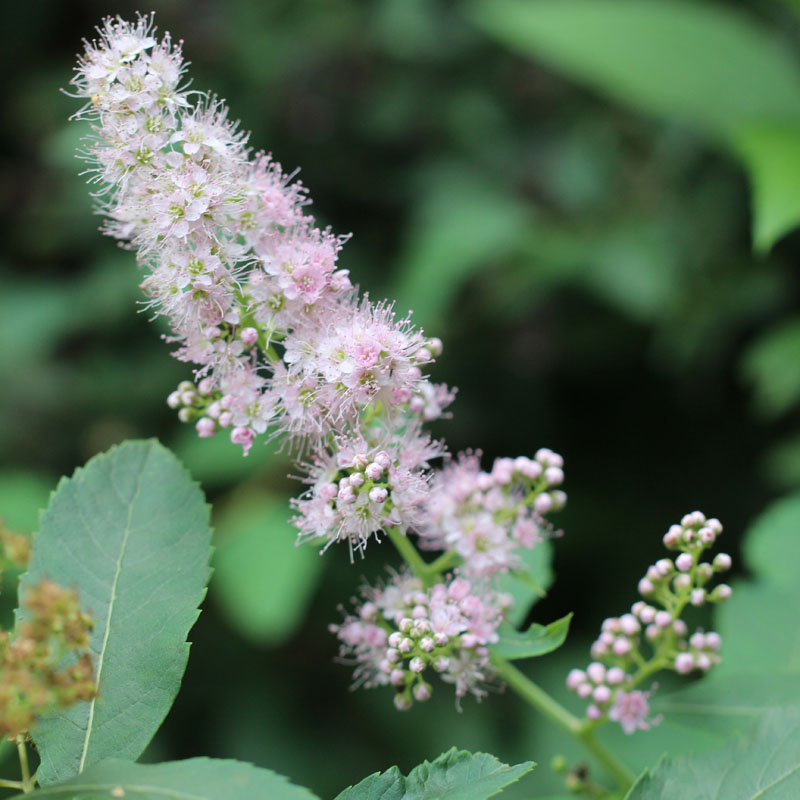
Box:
427, 550, 460, 575
0, 778, 24, 790
385, 527, 435, 587
16, 737, 33, 793
386, 529, 635, 793
492, 659, 635, 792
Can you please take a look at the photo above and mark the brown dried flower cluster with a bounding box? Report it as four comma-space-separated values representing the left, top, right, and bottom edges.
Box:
0, 580, 96, 738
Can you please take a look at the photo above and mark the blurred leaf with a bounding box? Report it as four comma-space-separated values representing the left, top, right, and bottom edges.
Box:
628, 706, 800, 799
469, 0, 800, 137
741, 493, 800, 591
392, 165, 527, 327
715, 494, 800, 674
491, 613, 571, 660
170, 425, 278, 489
497, 541, 554, 627
0, 471, 52, 532
10, 757, 318, 800
19, 440, 212, 784
212, 491, 323, 646
334, 748, 534, 800
470, 0, 800, 247
732, 123, 800, 251
763, 432, 800, 490
741, 317, 800, 418
655, 672, 800, 736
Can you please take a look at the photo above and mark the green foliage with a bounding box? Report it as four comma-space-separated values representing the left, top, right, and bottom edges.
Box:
9, 757, 318, 800
496, 541, 554, 627
741, 317, 800, 418
334, 748, 534, 800
628, 706, 800, 799
469, 0, 800, 249
212, 490, 323, 646
491, 613, 571, 661
18, 441, 212, 785
715, 493, 800, 675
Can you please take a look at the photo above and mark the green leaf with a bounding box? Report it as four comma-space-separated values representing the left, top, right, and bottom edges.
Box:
0, 470, 53, 532
392, 165, 527, 327
468, 0, 800, 248
714, 494, 800, 675
741, 318, 800, 418
627, 706, 800, 799
732, 124, 800, 252
18, 440, 212, 784
9, 757, 318, 799
469, 0, 800, 138
496, 541, 554, 627
212, 491, 323, 645
335, 748, 534, 800
491, 613, 571, 661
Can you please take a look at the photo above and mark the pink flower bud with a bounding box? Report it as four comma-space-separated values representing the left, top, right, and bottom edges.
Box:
675, 553, 693, 572
675, 653, 694, 674
566, 669, 586, 690
388, 632, 402, 648
413, 683, 431, 702
638, 605, 656, 624
691, 589, 705, 606
673, 574, 691, 591
167, 391, 182, 409
672, 619, 688, 637
534, 493, 553, 514
699, 527, 716, 544
196, 417, 215, 438
240, 326, 258, 345
577, 682, 593, 699
619, 614, 640, 636
178, 407, 193, 423
374, 451, 392, 470
705, 632, 722, 651
711, 584, 732, 601
655, 558, 673, 576
587, 662, 606, 684
409, 657, 425, 673
218, 411, 233, 428
390, 669, 406, 686
607, 667, 625, 686
369, 486, 388, 503
713, 553, 732, 571
638, 578, 655, 596
602, 618, 621, 634
434, 656, 450, 672
586, 704, 603, 720
646, 566, 661, 582
230, 426, 254, 455
349, 472, 365, 488
689, 632, 705, 649
545, 466, 564, 486
393, 694, 412, 711
696, 653, 712, 671
420, 637, 434, 652
593, 685, 611, 704
613, 637, 632, 656
655, 611, 672, 628
365, 462, 383, 480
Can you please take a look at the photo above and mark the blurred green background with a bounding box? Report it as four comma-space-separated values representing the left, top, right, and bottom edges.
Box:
2, 0, 800, 796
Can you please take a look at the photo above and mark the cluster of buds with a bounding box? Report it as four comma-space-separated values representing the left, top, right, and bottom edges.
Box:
0, 581, 95, 738
566, 511, 732, 734
417, 448, 566, 576
331, 570, 511, 709
292, 425, 443, 554
0, 520, 31, 573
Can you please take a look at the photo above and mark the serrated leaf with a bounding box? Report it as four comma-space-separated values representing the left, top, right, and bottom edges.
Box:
9, 757, 318, 799
627, 706, 800, 799
18, 440, 212, 784
496, 541, 554, 627
335, 748, 534, 800
741, 318, 800, 418
491, 613, 571, 661
212, 491, 323, 645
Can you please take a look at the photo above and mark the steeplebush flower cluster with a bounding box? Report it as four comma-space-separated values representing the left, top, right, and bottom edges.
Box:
331, 570, 511, 709
0, 581, 96, 738
565, 511, 732, 733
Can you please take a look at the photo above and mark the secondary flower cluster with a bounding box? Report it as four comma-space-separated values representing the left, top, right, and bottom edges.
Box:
331, 570, 511, 709
0, 581, 96, 738
418, 449, 566, 577
566, 511, 732, 734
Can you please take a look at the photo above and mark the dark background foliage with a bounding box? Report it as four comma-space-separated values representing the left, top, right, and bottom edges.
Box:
2, 0, 799, 796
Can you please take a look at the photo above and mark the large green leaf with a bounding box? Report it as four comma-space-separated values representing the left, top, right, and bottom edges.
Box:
469, 0, 800, 250
212, 490, 323, 645
9, 757, 318, 799
18, 440, 212, 784
491, 613, 571, 661
627, 706, 800, 799
469, 0, 800, 137
741, 319, 800, 419
335, 748, 534, 800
